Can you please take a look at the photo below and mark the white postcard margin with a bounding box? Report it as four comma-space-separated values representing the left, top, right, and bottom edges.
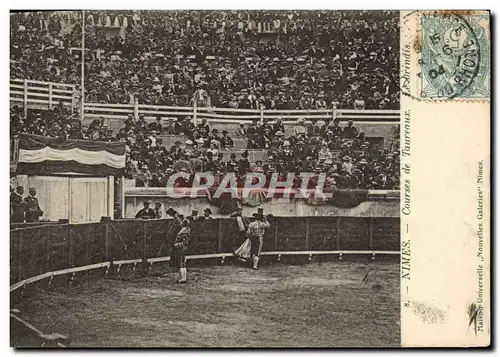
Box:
400, 10, 490, 347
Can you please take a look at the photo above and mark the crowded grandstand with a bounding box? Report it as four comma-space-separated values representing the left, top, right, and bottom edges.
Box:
10, 11, 402, 347
10, 10, 400, 193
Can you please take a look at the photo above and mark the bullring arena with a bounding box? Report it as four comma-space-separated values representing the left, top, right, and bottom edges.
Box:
12, 261, 400, 348
10, 216, 400, 347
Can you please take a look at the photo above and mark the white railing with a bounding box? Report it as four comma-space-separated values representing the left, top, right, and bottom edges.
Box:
10, 250, 399, 294
10, 79, 76, 113
10, 78, 399, 124
85, 103, 399, 125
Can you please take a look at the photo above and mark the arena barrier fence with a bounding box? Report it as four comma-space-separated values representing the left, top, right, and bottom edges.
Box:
10, 309, 69, 347
10, 216, 399, 293
10, 78, 400, 125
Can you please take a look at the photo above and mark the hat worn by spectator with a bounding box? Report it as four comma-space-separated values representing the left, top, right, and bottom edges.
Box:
204, 208, 212, 215
166, 207, 177, 216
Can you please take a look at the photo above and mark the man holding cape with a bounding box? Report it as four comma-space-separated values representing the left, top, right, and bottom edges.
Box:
232, 207, 251, 261
235, 209, 271, 270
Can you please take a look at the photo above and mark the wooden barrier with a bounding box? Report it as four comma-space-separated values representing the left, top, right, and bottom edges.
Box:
87, 103, 399, 125
10, 78, 399, 125
10, 79, 75, 110
10, 310, 69, 347
10, 216, 400, 293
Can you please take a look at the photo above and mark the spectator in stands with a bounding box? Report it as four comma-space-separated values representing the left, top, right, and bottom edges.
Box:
187, 209, 199, 222
342, 120, 358, 139
294, 118, 307, 137
327, 118, 342, 137
220, 130, 234, 149
236, 123, 246, 137
123, 114, 135, 132
135, 201, 155, 219
154, 202, 164, 218
115, 127, 127, 141
273, 118, 285, 136
197, 118, 209, 134
23, 187, 43, 223
197, 208, 213, 221
89, 117, 105, 132
135, 114, 148, 133
239, 151, 251, 174
149, 116, 163, 134
148, 130, 158, 147
11, 186, 25, 223
353, 96, 366, 110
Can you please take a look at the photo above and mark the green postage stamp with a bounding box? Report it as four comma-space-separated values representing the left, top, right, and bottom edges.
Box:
420, 12, 490, 99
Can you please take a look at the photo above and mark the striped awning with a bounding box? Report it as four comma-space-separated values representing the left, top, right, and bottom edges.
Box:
16, 134, 125, 176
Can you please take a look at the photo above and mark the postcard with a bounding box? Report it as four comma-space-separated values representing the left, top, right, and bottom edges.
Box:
9, 9, 490, 348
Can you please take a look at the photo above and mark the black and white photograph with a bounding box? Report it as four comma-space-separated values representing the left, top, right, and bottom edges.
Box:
9, 9, 402, 348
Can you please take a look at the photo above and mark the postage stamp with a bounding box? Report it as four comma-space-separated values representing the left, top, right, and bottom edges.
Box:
420, 12, 490, 99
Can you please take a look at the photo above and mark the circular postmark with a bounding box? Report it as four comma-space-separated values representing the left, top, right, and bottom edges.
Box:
420, 13, 481, 99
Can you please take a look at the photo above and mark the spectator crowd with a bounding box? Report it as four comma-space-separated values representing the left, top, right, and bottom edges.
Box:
10, 10, 400, 192
11, 105, 400, 191
11, 10, 399, 110
120, 116, 400, 191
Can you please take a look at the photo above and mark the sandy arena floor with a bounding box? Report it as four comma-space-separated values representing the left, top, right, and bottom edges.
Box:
12, 260, 400, 348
